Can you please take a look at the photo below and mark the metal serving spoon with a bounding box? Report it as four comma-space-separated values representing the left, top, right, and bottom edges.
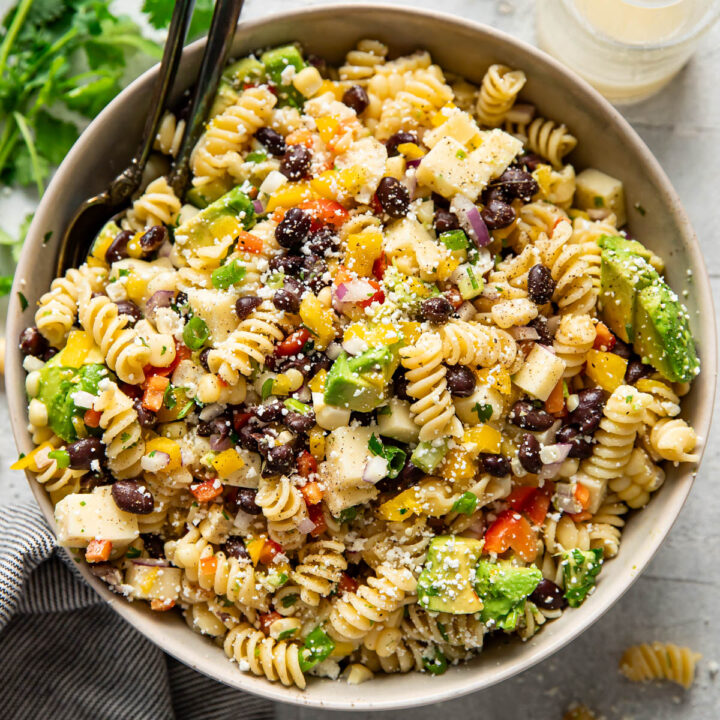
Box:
56, 0, 245, 274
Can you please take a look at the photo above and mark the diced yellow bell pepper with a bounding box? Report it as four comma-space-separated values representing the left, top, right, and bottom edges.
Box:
91, 221, 119, 263
441, 446, 478, 482
299, 292, 336, 350
55, 330, 104, 368
318, 80, 344, 100
308, 425, 326, 461
635, 378, 667, 395
211, 215, 245, 242
400, 321, 422, 346
266, 183, 315, 212
344, 229, 383, 276
463, 424, 502, 454
308, 370, 327, 394
126, 232, 145, 259
245, 536, 265, 566
270, 373, 291, 396
211, 448, 245, 479
436, 254, 461, 281
431, 103, 456, 127
139, 567, 159, 594
378, 478, 453, 521
331, 641, 356, 658
144, 437, 183, 472
397, 142, 425, 160
585, 349, 628, 393
568, 208, 590, 221
316, 116, 339, 144
476, 366, 512, 395
124, 272, 148, 305
11, 440, 57, 471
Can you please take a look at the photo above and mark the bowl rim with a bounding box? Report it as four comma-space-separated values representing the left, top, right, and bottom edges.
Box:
6, 2, 717, 710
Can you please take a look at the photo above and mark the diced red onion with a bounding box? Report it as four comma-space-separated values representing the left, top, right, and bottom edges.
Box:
406, 158, 422, 169
406, 173, 418, 200
199, 403, 225, 421
89, 563, 124, 588
535, 341, 556, 355
233, 508, 256, 533
534, 419, 562, 446
452, 195, 491, 247
253, 199, 265, 214
210, 434, 232, 452
297, 517, 316, 534
131, 558, 170, 567
505, 103, 536, 124
335, 280, 373, 303
293, 384, 311, 403
553, 482, 582, 513
546, 315, 561, 336
508, 326, 540, 341
457, 301, 476, 321
462, 515, 485, 540
141, 451, 170, 472
362, 455, 388, 483
540, 443, 572, 465
538, 461, 564, 481
326, 342, 343, 360
146, 290, 175, 317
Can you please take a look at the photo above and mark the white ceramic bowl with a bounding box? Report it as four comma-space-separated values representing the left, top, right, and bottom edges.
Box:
7, 4, 716, 710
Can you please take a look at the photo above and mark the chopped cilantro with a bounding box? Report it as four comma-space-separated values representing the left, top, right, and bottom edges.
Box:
126, 547, 141, 558
473, 402, 493, 422
368, 434, 406, 479
451, 491, 478, 515
261, 377, 275, 401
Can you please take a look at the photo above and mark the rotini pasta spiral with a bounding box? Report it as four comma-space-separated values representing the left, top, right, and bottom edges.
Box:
543, 514, 590, 555
291, 540, 347, 606
619, 642, 701, 689
400, 332, 462, 441
476, 64, 526, 128
588, 494, 628, 558
609, 447, 665, 509
518, 601, 562, 641
95, 380, 145, 478
124, 177, 181, 231
438, 320, 518, 369
506, 116, 577, 169
552, 314, 596, 378
649, 418, 699, 463
79, 293, 151, 384
207, 301, 297, 385
35, 264, 108, 347
32, 439, 86, 498
154, 111, 185, 157
339, 39, 388, 81
402, 605, 485, 649
224, 624, 306, 688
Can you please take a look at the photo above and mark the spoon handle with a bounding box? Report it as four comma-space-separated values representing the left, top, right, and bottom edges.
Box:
170, 0, 246, 196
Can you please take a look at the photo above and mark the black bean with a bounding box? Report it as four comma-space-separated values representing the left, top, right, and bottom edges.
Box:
376, 176, 410, 218
265, 444, 295, 475
106, 229, 134, 264
139, 225, 168, 254
422, 296, 454, 324
235, 295, 262, 320
434, 208, 460, 233
529, 578, 567, 610
377, 459, 423, 494
528, 316, 554, 345
285, 412, 315, 435
612, 337, 633, 360
445, 365, 476, 397
350, 410, 375, 426
199, 348, 211, 372
42, 346, 58, 362
283, 276, 304, 296
569, 405, 603, 434
308, 352, 333, 376
517, 152, 543, 172
342, 85, 369, 114
254, 401, 285, 423
175, 291, 188, 309
518, 433, 542, 473
19, 327, 48, 357
141, 533, 165, 559
276, 207, 311, 249
305, 226, 338, 255
111, 479, 154, 514
480, 453, 511, 477
481, 198, 516, 230
238, 424, 263, 452
280, 144, 311, 181
393, 371, 411, 402
527, 264, 556, 305
269, 254, 304, 276
66, 438, 105, 469
556, 425, 593, 459
577, 387, 606, 410
509, 401, 555, 431
385, 131, 416, 157
273, 288, 300, 313
300, 254, 329, 293
255, 127, 286, 156
237, 488, 263, 515
223, 535, 251, 559
132, 399, 157, 429
115, 299, 143, 325
626, 360, 654, 384
491, 167, 539, 201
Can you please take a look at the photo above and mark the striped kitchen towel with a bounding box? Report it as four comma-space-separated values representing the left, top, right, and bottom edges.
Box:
0, 503, 274, 720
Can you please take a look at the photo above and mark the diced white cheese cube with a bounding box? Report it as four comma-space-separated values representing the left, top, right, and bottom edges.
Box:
187, 288, 240, 344
55, 486, 139, 547
320, 426, 378, 514
125, 563, 182, 601
377, 398, 420, 444
335, 137, 388, 203
220, 449, 262, 488
512, 344, 566, 401
575, 168, 626, 227
313, 392, 351, 431
259, 169, 288, 196
423, 110, 479, 149
576, 473, 607, 514
454, 385, 505, 425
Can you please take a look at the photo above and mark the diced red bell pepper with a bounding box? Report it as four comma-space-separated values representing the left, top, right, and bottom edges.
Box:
506, 486, 538, 511
593, 321, 616, 351
259, 539, 284, 565
372, 253, 387, 280
83, 408, 102, 428
483, 509, 537, 562
119, 381, 143, 399
190, 479, 224, 503
298, 199, 350, 229
524, 489, 552, 526
569, 510, 592, 523
236, 230, 264, 254
545, 379, 566, 416
338, 572, 359, 594
444, 287, 464, 310
298, 451, 319, 480
232, 410, 253, 433
199, 555, 218, 576
85, 539, 112, 563
358, 279, 384, 308
370, 193, 383, 216
574, 483, 591, 510
142, 375, 170, 412
276, 328, 311, 357
258, 611, 283, 633
306, 502, 327, 538
150, 598, 176, 611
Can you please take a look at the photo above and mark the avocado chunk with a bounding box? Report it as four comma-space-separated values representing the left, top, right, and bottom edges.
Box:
634, 282, 699, 382
475, 560, 542, 631
561, 548, 603, 608
418, 536, 484, 614
38, 363, 110, 442
223, 56, 265, 88
410, 439, 449, 473
323, 346, 398, 412
599, 248, 659, 343
260, 45, 306, 107
175, 186, 255, 251
598, 234, 663, 272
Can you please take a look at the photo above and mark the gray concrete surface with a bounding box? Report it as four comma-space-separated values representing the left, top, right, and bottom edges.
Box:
1, 0, 718, 717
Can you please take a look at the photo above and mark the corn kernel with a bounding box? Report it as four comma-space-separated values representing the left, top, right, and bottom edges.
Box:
309, 425, 326, 461
285, 368, 304, 392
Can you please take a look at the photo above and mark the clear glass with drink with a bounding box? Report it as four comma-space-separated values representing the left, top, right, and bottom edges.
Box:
536, 0, 720, 104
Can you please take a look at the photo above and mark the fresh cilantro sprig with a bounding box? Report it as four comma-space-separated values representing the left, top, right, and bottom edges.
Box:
368, 433, 406, 479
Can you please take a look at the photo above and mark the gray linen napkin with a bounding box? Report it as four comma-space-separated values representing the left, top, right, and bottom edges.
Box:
0, 503, 274, 720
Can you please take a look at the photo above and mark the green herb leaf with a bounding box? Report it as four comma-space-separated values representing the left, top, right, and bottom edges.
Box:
368, 433, 406, 479
338, 506, 358, 523
176, 401, 196, 420
211, 259, 246, 290
281, 593, 299, 608
422, 647, 448, 675
284, 397, 311, 415
17, 291, 28, 310
245, 150, 267, 163
48, 448, 70, 468
298, 627, 335, 672
261, 377, 275, 401
451, 491, 478, 515
163, 383, 177, 409
126, 546, 141, 559
183, 316, 210, 350
277, 628, 297, 641
472, 402, 493, 422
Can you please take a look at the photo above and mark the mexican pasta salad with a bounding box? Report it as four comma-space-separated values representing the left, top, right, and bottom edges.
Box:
17, 40, 701, 689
